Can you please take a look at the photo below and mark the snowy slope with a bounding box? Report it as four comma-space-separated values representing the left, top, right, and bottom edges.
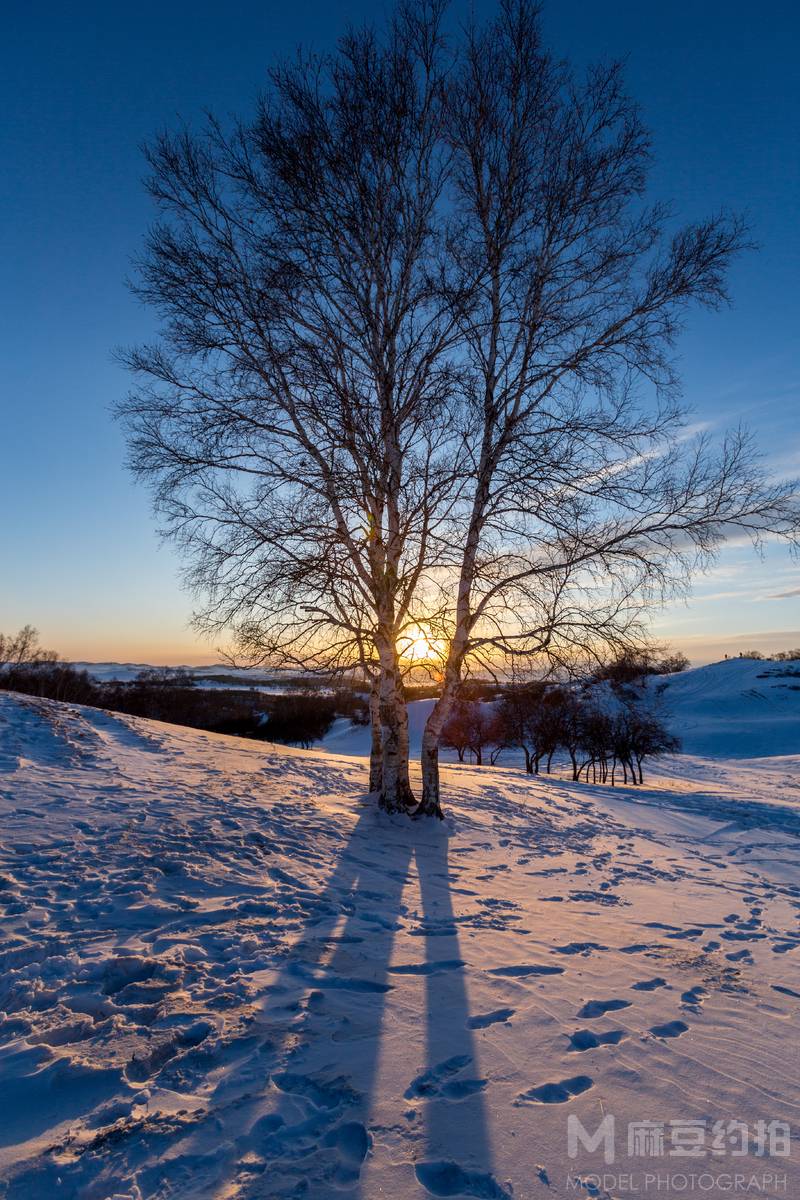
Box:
325, 698, 437, 760
652, 657, 800, 757
2, 691, 800, 1198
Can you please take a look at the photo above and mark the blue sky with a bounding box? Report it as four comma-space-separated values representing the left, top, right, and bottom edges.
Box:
1, 1, 798, 664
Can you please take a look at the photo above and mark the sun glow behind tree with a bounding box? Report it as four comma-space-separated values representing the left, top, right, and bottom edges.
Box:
398, 626, 447, 666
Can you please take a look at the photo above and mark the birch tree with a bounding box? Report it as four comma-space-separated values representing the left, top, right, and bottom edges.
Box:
415, 0, 799, 814
119, 2, 459, 812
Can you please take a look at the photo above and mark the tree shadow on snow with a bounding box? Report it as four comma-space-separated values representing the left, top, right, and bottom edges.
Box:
236, 806, 502, 1198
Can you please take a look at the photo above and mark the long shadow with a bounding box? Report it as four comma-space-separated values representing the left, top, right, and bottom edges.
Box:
412, 826, 506, 1199
207, 806, 416, 1195
156, 805, 499, 1198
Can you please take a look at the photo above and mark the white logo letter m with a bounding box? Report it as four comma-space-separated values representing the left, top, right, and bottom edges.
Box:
567, 1114, 615, 1164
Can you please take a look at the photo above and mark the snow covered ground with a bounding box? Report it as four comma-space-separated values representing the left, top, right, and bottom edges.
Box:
1, 690, 800, 1199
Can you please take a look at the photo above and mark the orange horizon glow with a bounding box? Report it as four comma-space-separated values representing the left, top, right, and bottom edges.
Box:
5, 619, 800, 672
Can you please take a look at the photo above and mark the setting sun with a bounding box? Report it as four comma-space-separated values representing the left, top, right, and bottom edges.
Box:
399, 625, 446, 662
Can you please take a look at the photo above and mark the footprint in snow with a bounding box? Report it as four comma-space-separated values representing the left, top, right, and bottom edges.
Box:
405, 1055, 485, 1101
515, 1075, 594, 1104
321, 1120, 371, 1185
272, 1071, 358, 1110
466, 1007, 515, 1030
389, 960, 465, 976
577, 998, 632, 1019
649, 1020, 689, 1039
772, 942, 800, 955
568, 1028, 626, 1051
552, 942, 608, 956
569, 890, 622, 906
288, 963, 392, 992
415, 1161, 511, 1199
680, 986, 707, 1010
409, 924, 458, 938
488, 964, 564, 977
631, 977, 668, 991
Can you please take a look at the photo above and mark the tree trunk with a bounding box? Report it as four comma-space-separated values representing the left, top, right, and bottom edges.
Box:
377, 643, 415, 813
368, 676, 383, 794
418, 734, 444, 818
419, 676, 460, 818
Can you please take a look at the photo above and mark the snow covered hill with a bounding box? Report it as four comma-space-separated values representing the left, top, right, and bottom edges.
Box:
652, 657, 800, 758
1, 692, 800, 1199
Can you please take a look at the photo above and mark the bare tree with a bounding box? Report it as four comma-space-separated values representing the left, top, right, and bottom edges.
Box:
118, 2, 460, 813
415, 0, 799, 814
440, 695, 496, 765
0, 626, 57, 667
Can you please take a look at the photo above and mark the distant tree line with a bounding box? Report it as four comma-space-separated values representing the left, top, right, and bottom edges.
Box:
735, 649, 800, 662
6, 625, 797, 785
0, 627, 365, 747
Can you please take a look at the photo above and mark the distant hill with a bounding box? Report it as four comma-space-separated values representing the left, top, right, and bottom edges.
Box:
649, 657, 800, 758
70, 662, 291, 688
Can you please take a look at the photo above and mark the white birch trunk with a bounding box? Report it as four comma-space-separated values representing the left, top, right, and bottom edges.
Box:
377, 639, 415, 812
368, 675, 383, 794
